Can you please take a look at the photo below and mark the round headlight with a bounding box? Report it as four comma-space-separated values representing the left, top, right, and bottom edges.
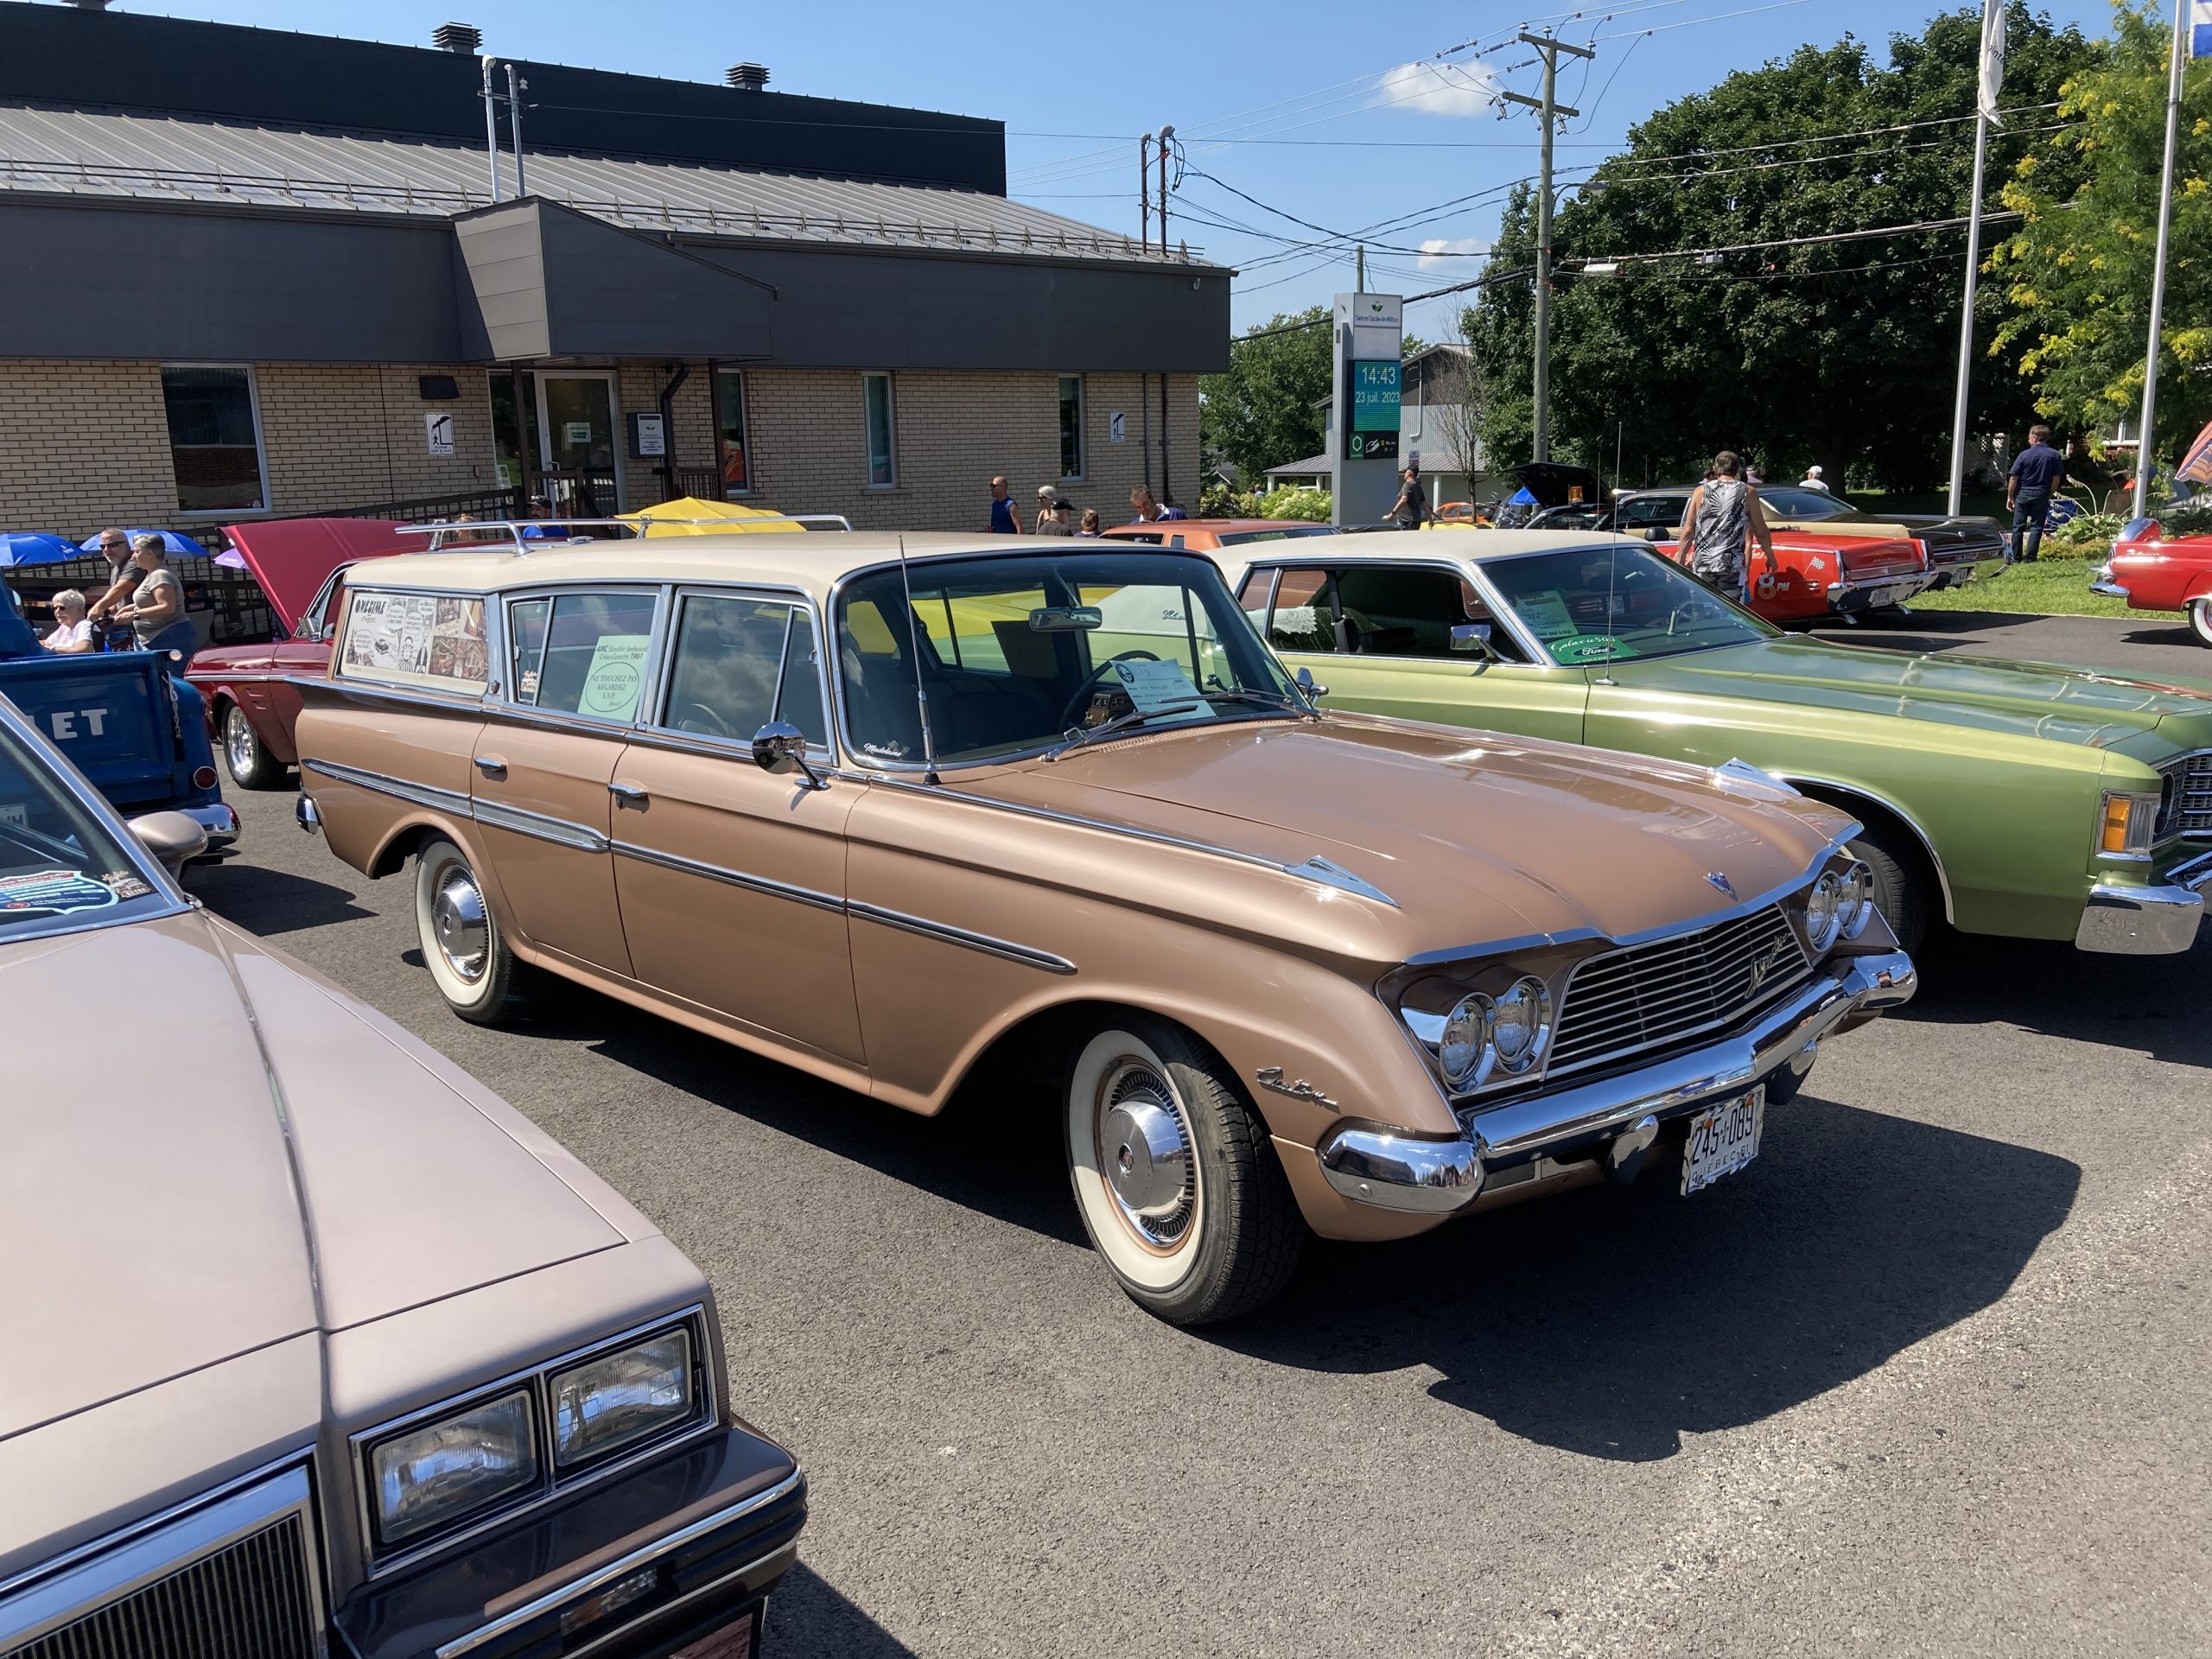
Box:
1490, 976, 1552, 1073
1837, 861, 1875, 939
1803, 871, 1843, 950
1440, 993, 1491, 1086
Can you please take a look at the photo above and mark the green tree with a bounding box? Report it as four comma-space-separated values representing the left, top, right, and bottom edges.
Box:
1199, 307, 1333, 482
1991, 2, 2212, 467
1467, 4, 2094, 489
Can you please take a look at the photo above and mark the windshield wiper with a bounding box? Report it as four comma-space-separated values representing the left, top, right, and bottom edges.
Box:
1198, 689, 1313, 716
1047, 701, 1202, 759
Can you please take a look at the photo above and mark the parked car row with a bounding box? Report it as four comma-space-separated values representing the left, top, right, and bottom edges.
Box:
10, 500, 2206, 1656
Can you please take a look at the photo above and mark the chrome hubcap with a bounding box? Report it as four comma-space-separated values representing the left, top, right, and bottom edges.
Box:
430, 868, 489, 982
226, 709, 255, 772
1099, 1059, 1195, 1248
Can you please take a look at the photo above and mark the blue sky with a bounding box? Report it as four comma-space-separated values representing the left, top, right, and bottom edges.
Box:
124, 0, 2119, 335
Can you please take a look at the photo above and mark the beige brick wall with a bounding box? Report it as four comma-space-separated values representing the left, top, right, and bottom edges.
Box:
0, 359, 1200, 537
0, 359, 499, 535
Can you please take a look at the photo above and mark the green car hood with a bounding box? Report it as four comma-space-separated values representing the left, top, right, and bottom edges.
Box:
1618, 639, 2212, 752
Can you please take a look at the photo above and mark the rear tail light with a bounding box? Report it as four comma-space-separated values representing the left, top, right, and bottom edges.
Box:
193, 766, 218, 790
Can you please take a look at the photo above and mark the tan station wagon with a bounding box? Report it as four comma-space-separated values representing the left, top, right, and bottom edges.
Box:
0, 695, 804, 1658
294, 529, 1918, 1324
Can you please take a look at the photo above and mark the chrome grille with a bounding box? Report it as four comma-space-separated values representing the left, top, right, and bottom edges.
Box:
2157, 752, 2212, 841
16, 1515, 316, 1659
1550, 905, 1810, 1072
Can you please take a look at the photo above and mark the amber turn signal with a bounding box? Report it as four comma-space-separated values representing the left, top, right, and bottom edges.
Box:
2099, 791, 2158, 857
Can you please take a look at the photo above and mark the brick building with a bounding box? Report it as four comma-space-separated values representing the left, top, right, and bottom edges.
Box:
0, 4, 1223, 540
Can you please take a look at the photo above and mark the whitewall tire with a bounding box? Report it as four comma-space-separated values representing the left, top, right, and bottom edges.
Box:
2190, 596, 2212, 648
414, 836, 516, 1024
1064, 1017, 1303, 1325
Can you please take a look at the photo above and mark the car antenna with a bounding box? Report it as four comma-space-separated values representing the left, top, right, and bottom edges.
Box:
897, 534, 940, 784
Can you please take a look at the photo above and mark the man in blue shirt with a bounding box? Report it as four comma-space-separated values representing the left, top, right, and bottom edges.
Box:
2006, 424, 2066, 563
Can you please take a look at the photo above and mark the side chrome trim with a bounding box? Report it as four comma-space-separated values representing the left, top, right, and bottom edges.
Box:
612, 839, 843, 914
850, 772, 1399, 909
475, 798, 610, 855
1771, 773, 1956, 923
433, 1469, 804, 1659
303, 756, 472, 817
848, 899, 1078, 975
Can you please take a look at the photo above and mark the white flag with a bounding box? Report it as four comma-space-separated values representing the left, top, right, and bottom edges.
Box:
1979, 0, 2007, 127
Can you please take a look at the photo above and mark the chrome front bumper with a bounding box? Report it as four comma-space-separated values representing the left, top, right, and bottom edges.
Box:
2075, 849, 2212, 954
180, 801, 239, 860
1317, 950, 1918, 1213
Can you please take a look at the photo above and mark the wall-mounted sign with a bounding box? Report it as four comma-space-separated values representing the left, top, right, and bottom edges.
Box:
1109, 410, 1127, 444
626, 411, 667, 459
423, 410, 455, 457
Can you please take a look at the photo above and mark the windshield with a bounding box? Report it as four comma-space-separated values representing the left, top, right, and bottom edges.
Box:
836, 550, 1301, 766
1760, 487, 1850, 518
0, 722, 169, 938
1483, 543, 1776, 665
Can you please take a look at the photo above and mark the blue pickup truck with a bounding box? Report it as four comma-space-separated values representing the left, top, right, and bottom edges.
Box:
1, 575, 237, 861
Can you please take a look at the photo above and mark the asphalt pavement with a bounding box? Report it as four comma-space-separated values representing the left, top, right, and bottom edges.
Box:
190, 609, 2212, 1657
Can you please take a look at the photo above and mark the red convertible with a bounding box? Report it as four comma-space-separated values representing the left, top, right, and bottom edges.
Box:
186, 518, 410, 787
2096, 511, 2212, 645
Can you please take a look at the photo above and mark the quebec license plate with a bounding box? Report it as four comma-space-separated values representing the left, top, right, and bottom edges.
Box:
1681, 1087, 1764, 1196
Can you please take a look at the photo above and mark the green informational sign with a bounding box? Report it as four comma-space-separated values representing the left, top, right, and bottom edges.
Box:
578, 633, 652, 721
1350, 359, 1401, 432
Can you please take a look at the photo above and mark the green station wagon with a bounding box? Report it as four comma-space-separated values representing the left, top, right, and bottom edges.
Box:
1229, 534, 2212, 956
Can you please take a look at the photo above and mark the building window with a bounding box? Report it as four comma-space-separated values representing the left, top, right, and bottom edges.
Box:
162, 365, 266, 512
1058, 374, 1084, 480
862, 373, 896, 487
715, 371, 751, 497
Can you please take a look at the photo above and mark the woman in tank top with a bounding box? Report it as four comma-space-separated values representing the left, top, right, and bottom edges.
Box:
1678, 451, 1776, 603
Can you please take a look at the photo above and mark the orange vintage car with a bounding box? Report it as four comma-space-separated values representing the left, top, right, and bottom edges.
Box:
292, 530, 1915, 1324
1100, 517, 1343, 553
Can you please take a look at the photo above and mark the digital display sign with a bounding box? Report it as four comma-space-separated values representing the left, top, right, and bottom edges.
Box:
1350, 359, 1401, 431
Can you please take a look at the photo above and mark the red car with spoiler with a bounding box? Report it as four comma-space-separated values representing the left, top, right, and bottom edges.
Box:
186, 518, 410, 788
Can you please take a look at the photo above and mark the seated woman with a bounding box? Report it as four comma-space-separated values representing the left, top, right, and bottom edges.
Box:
41, 588, 92, 654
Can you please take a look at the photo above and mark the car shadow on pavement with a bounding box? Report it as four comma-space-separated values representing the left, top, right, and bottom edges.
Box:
531, 987, 1090, 1250
1898, 926, 2212, 1067
186, 859, 374, 935
1216, 1096, 2077, 1462
764, 1563, 917, 1656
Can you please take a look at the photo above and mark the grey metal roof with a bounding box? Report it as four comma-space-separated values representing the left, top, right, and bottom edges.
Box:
1264, 454, 1332, 477
0, 104, 1207, 265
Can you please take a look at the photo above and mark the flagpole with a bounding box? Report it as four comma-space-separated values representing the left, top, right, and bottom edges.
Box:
2133, 0, 2190, 512
1948, 0, 2003, 518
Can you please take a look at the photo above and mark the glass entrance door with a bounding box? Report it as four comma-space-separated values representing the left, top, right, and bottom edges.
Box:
535, 373, 621, 515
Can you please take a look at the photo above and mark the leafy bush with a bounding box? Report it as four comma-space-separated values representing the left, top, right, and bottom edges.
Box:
1198, 480, 1252, 518
1258, 486, 1332, 523
2040, 511, 2127, 559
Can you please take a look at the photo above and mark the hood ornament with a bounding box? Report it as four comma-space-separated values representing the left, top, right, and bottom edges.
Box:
1706, 871, 1738, 899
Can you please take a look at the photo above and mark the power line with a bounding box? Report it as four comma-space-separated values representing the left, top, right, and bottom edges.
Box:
1565, 209, 2025, 266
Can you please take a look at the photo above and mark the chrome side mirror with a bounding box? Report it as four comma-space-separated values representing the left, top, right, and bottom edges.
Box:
127, 810, 208, 873
1294, 665, 1329, 702
1450, 621, 1495, 656
750, 721, 828, 790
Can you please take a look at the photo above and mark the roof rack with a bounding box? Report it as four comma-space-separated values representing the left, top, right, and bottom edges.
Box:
393, 513, 853, 555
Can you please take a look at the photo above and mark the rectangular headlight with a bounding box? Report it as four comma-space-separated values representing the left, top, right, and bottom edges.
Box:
2100, 791, 2160, 856
371, 1389, 538, 1547
550, 1328, 696, 1471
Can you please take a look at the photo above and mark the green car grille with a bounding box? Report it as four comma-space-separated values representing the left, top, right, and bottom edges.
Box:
2157, 752, 2212, 842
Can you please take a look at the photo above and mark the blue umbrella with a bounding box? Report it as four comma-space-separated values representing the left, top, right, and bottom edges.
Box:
0, 531, 86, 566
76, 528, 210, 559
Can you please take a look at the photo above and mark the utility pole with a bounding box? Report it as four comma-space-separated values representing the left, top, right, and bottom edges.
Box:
2132, 0, 2190, 512
1158, 125, 1176, 505
1356, 244, 1365, 291
1139, 133, 1153, 253
1503, 32, 1592, 462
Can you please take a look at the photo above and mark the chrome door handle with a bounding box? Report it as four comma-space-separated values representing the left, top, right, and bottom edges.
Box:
473, 754, 507, 778
608, 781, 649, 808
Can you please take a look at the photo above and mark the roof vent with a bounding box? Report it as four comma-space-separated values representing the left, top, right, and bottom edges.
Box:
433, 22, 484, 54
63, 1, 118, 10
726, 62, 769, 92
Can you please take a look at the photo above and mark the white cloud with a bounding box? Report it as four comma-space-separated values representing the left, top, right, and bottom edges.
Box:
1376, 59, 1501, 118
1417, 237, 1489, 270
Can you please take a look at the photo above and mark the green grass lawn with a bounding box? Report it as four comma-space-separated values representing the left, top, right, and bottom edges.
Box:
1904, 550, 2176, 620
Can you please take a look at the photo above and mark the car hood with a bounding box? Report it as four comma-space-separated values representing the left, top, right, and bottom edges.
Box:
224, 517, 410, 632
0, 911, 629, 1443
980, 713, 1844, 951
1611, 639, 2212, 749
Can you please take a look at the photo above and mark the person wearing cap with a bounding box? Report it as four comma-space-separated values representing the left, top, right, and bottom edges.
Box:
989, 475, 1023, 534
1799, 465, 1830, 493
518, 495, 557, 543
1036, 494, 1074, 536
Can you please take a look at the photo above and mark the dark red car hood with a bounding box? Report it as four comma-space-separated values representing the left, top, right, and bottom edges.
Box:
223, 518, 410, 632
